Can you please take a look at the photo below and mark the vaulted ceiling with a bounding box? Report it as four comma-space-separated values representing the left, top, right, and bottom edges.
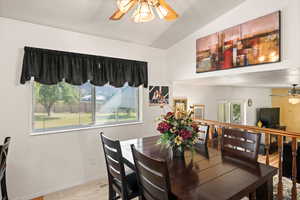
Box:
0, 0, 245, 49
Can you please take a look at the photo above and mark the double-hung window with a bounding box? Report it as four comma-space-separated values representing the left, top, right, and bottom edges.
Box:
32, 82, 141, 133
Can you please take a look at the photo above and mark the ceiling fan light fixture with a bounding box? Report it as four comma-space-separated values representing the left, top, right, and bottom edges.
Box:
110, 0, 178, 22
289, 97, 300, 105
132, 1, 155, 23
117, 0, 135, 13
155, 4, 168, 19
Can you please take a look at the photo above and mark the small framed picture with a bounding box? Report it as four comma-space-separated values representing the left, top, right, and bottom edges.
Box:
173, 98, 188, 112
193, 104, 205, 120
149, 86, 169, 106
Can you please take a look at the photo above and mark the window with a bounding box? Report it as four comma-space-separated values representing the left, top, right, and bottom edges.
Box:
217, 100, 246, 124
33, 82, 141, 132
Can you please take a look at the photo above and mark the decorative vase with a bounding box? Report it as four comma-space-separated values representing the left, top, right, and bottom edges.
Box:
172, 147, 185, 159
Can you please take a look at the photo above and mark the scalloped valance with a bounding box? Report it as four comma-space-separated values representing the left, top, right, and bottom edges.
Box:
20, 47, 148, 88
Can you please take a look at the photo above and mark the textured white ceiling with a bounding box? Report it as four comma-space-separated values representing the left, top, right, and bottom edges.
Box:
175, 68, 300, 88
0, 0, 245, 49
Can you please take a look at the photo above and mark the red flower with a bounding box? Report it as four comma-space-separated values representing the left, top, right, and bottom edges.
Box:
191, 123, 199, 132
164, 112, 174, 120
157, 121, 171, 133
179, 129, 192, 140
166, 112, 174, 116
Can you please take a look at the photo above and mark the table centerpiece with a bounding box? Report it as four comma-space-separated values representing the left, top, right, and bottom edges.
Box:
156, 109, 199, 159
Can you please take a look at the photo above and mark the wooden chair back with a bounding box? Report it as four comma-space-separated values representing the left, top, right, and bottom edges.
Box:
197, 124, 209, 144
131, 144, 175, 200
1, 137, 11, 200
100, 133, 127, 195
221, 128, 261, 163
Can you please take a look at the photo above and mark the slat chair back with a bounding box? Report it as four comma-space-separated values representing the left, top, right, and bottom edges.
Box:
221, 128, 261, 163
100, 133, 128, 198
0, 137, 11, 200
197, 124, 209, 144
131, 144, 176, 200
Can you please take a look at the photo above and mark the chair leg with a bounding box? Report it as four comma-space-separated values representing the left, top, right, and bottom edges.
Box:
138, 196, 143, 200
1, 172, 8, 200
108, 184, 116, 200
249, 191, 256, 200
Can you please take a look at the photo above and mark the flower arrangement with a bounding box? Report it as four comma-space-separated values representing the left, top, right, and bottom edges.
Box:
157, 110, 199, 155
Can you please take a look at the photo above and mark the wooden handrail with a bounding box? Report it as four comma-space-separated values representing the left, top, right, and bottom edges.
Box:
197, 119, 300, 138
197, 119, 299, 200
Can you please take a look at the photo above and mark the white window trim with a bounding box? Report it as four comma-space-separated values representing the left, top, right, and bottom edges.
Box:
30, 121, 144, 136
30, 82, 144, 135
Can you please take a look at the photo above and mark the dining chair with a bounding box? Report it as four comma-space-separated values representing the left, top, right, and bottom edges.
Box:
197, 124, 209, 144
131, 144, 177, 200
221, 128, 261, 163
1, 137, 11, 200
100, 133, 140, 200
221, 129, 261, 200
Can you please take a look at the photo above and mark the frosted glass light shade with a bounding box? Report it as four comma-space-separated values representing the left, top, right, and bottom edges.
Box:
155, 5, 168, 19
117, 0, 134, 12
132, 1, 155, 23
289, 97, 300, 104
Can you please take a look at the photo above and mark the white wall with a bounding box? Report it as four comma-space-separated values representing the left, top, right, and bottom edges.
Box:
166, 0, 300, 82
0, 17, 168, 200
173, 84, 272, 126
1, 0, 299, 199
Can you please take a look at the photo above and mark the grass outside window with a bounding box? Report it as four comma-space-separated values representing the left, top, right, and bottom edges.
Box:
33, 82, 140, 133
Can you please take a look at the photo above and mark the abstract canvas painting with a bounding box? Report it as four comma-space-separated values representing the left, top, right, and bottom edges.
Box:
196, 11, 280, 73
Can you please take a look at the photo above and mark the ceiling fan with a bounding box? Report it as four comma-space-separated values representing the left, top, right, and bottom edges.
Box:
110, 0, 179, 23
270, 84, 300, 104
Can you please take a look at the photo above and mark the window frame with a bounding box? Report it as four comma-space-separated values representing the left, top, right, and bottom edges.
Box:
30, 82, 143, 135
217, 99, 247, 125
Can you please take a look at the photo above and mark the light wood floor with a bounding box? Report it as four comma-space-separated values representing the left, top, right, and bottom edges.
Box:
33, 153, 279, 200
43, 180, 109, 200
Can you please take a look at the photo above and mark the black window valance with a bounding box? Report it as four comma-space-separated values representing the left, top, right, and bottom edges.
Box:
20, 46, 148, 88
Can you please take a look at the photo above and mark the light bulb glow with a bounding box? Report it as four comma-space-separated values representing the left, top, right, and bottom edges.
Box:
289, 97, 300, 104
132, 1, 155, 23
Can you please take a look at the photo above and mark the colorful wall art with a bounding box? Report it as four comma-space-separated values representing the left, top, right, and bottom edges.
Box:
196, 11, 280, 73
149, 86, 169, 106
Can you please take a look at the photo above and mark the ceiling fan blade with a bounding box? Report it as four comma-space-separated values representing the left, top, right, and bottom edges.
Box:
109, 9, 125, 20
158, 0, 179, 21
109, 9, 126, 20
270, 94, 289, 97
109, 0, 137, 20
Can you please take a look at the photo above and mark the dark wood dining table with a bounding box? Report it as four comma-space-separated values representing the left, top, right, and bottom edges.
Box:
120, 135, 278, 200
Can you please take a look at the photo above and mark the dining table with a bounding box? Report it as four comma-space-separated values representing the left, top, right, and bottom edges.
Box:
120, 135, 278, 200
